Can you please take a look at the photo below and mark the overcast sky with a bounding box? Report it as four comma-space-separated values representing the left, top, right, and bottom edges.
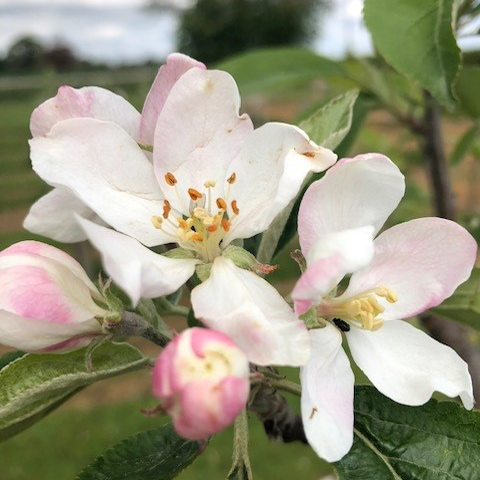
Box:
0, 0, 478, 64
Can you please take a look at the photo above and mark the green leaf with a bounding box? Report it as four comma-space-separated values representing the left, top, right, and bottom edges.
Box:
77, 423, 202, 480
228, 410, 252, 480
256, 90, 359, 263
430, 268, 480, 329
299, 89, 359, 150
0, 350, 25, 371
217, 47, 340, 96
450, 121, 480, 164
364, 0, 460, 107
0, 342, 148, 441
456, 66, 480, 118
335, 386, 480, 480
0, 387, 83, 443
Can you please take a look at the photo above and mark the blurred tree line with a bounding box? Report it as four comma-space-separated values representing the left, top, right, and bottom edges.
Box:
178, 0, 330, 63
0, 37, 77, 73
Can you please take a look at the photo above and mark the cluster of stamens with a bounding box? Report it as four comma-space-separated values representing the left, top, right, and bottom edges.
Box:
151, 172, 239, 262
321, 286, 398, 331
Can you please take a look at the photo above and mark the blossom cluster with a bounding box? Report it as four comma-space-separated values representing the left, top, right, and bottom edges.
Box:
0, 53, 477, 462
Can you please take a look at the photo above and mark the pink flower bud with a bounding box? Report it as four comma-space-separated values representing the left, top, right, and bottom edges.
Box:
152, 327, 250, 440
0, 241, 107, 352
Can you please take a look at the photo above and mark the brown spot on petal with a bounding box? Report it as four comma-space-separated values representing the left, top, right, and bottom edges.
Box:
309, 407, 318, 419
303, 151, 316, 158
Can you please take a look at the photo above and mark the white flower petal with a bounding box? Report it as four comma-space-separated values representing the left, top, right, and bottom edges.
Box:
77, 217, 199, 306
191, 257, 310, 366
139, 53, 205, 145
30, 85, 140, 138
0, 309, 101, 351
224, 123, 337, 244
30, 118, 169, 247
301, 324, 354, 462
23, 188, 103, 243
153, 68, 253, 214
347, 320, 474, 409
292, 227, 374, 315
342, 218, 478, 320
298, 154, 405, 255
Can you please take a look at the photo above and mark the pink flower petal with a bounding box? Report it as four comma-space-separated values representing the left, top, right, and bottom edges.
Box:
30, 85, 140, 138
138, 53, 205, 145
342, 217, 478, 320
298, 153, 405, 255
292, 226, 374, 315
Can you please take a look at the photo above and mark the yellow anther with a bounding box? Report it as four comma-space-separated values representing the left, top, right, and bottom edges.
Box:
216, 198, 227, 210
165, 172, 177, 186
178, 218, 189, 229
231, 200, 239, 215
375, 286, 398, 303
371, 318, 384, 331
221, 218, 230, 232
151, 215, 163, 229
191, 233, 204, 242
204, 179, 216, 188
323, 286, 397, 332
188, 188, 203, 201
227, 172, 237, 184
163, 200, 171, 219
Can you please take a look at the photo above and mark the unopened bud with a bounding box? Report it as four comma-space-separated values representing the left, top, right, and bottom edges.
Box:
0, 241, 107, 352
223, 245, 278, 276
152, 327, 250, 440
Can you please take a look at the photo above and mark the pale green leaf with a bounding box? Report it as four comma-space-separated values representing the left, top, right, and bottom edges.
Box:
364, 0, 460, 107
77, 423, 202, 480
0, 342, 148, 441
217, 47, 340, 96
456, 66, 480, 118
430, 268, 480, 329
450, 121, 480, 164
228, 410, 252, 480
335, 386, 480, 480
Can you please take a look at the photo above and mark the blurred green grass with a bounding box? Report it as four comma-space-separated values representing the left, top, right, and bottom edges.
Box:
0, 372, 332, 480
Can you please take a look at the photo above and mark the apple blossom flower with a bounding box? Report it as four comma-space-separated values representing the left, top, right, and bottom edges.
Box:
0, 241, 107, 352
29, 56, 336, 366
152, 327, 250, 440
24, 53, 205, 243
291, 153, 477, 462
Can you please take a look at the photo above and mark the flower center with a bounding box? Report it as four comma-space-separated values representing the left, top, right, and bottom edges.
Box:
181, 350, 233, 382
151, 172, 239, 262
320, 286, 398, 331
